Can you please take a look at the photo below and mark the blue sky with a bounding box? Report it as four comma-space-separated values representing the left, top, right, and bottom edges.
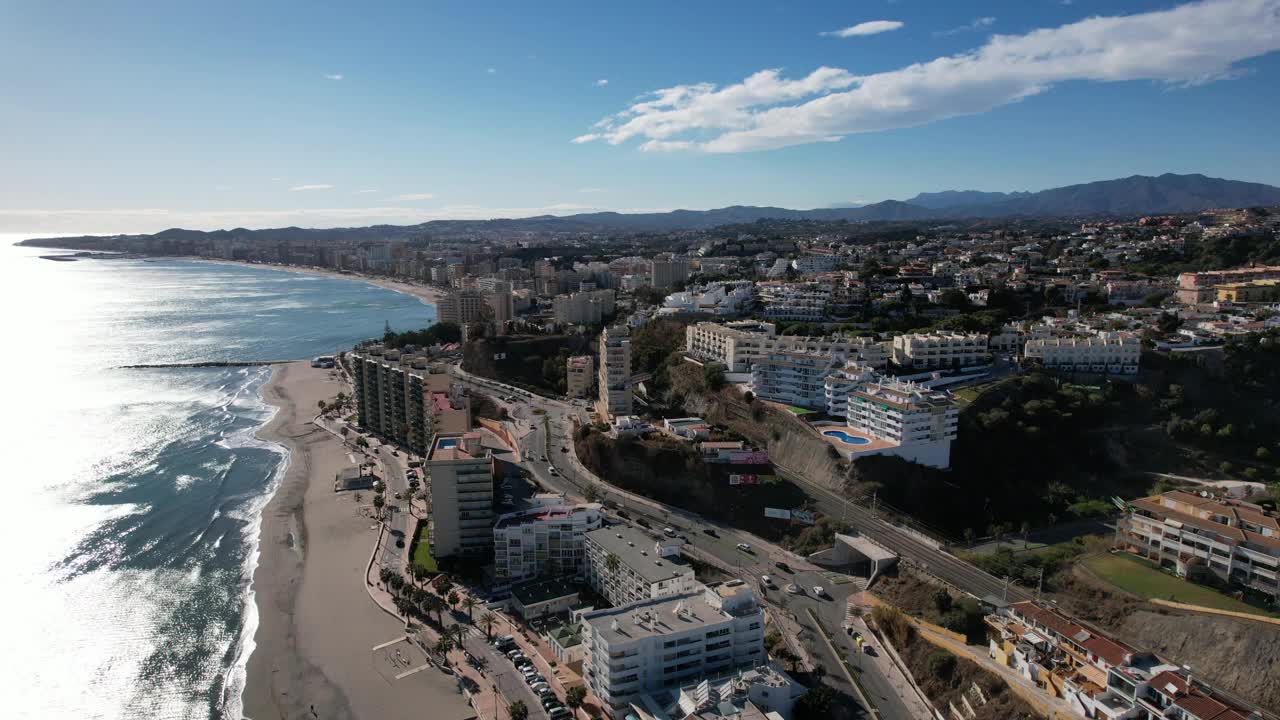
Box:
2, 0, 1279, 233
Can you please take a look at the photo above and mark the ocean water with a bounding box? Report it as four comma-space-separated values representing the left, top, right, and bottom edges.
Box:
0, 240, 436, 719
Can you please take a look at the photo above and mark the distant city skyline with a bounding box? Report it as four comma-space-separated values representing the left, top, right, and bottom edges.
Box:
3, 0, 1280, 234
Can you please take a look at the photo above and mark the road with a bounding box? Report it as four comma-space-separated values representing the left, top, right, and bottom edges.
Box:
446, 365, 922, 720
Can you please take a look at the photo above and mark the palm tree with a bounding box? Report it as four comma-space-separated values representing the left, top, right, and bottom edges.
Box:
412, 564, 428, 588
479, 611, 497, 640
404, 488, 416, 516
604, 552, 621, 575
424, 594, 445, 625
508, 700, 529, 720
462, 595, 478, 623
433, 636, 453, 658
388, 573, 405, 594
393, 595, 414, 618
451, 623, 468, 650
379, 567, 395, 586
565, 686, 587, 720
373, 494, 385, 519
447, 590, 460, 608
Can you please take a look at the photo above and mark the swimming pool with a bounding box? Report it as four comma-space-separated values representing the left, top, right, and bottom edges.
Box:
822, 429, 871, 445
437, 438, 460, 449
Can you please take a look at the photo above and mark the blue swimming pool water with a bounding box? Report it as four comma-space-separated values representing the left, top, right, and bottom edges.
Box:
438, 438, 460, 449
823, 429, 871, 445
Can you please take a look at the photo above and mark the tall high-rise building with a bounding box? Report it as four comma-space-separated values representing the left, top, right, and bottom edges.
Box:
598, 325, 633, 418
487, 280, 514, 333
349, 345, 469, 456
566, 355, 594, 398
438, 289, 485, 326
427, 432, 494, 558
493, 503, 604, 583
650, 254, 691, 291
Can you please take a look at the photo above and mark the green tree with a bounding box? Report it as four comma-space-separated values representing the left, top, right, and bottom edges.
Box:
508, 700, 530, 720
565, 685, 588, 719
604, 552, 621, 575
434, 636, 453, 658
794, 686, 836, 720
447, 590, 460, 607
462, 595, 478, 623
479, 611, 497, 640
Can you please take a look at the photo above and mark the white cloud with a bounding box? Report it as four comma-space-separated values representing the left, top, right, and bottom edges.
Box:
935, 16, 996, 36
353, 188, 380, 194
486, 67, 497, 74
594, 79, 609, 87
577, 0, 1280, 154
391, 193, 436, 201
289, 184, 334, 191
578, 187, 606, 193
820, 20, 904, 38
323, 73, 344, 81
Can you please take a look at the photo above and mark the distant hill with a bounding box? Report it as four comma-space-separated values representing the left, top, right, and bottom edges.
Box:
904, 189, 1031, 209
17, 173, 1280, 247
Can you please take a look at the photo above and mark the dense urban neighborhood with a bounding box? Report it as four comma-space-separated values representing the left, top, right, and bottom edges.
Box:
22, 201, 1280, 720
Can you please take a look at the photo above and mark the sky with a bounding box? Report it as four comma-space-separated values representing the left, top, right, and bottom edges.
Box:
3, 0, 1280, 234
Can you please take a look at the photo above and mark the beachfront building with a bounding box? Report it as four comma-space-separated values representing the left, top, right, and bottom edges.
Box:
1023, 332, 1141, 375
1176, 265, 1280, 304
599, 325, 633, 418
685, 321, 888, 375
1117, 490, 1280, 600
493, 503, 604, 583
890, 332, 990, 370
349, 345, 470, 456
847, 378, 958, 468
554, 289, 616, 325
581, 581, 766, 718
438, 289, 486, 325
566, 355, 595, 398
427, 432, 495, 559
584, 525, 696, 607
749, 350, 845, 410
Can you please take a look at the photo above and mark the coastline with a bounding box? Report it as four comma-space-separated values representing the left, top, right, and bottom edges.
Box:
188, 257, 449, 307
244, 362, 469, 720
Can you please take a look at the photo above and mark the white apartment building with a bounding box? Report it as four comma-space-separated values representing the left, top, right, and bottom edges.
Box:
1023, 331, 1140, 374
823, 360, 878, 417
891, 332, 990, 369
848, 379, 959, 468
599, 325, 633, 418
566, 355, 594, 398
660, 281, 754, 316
1119, 491, 1279, 600
350, 346, 469, 456
493, 503, 604, 583
757, 283, 832, 322
438, 289, 486, 326
427, 432, 494, 558
584, 525, 697, 607
582, 581, 766, 718
791, 254, 841, 274
749, 351, 845, 410
553, 289, 616, 325
685, 321, 888, 374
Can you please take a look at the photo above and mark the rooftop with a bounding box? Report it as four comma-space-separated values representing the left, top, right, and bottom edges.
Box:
512, 577, 581, 607
494, 503, 603, 530
582, 591, 734, 644
585, 525, 692, 585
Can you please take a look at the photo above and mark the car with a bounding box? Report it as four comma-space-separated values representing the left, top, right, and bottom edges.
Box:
493, 635, 514, 647
736, 543, 752, 553
784, 583, 802, 595
702, 528, 717, 537
662, 527, 676, 537
393, 492, 402, 500
812, 585, 826, 598
635, 517, 650, 528
507, 649, 525, 660
394, 537, 405, 548
775, 561, 792, 573
548, 467, 559, 476
760, 575, 774, 588
549, 708, 571, 720
530, 682, 550, 693
560, 447, 568, 453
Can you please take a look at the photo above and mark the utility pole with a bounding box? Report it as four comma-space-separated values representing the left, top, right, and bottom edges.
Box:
1003, 576, 1010, 603
1036, 567, 1044, 600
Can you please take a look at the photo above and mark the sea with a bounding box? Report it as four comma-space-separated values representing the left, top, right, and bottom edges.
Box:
0, 238, 436, 719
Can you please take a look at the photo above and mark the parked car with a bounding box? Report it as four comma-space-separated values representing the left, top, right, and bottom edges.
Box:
542, 698, 562, 711
702, 528, 717, 537
549, 707, 571, 720
662, 527, 676, 537
812, 585, 826, 598
736, 543, 752, 553
760, 575, 774, 588
530, 682, 550, 694
775, 561, 792, 573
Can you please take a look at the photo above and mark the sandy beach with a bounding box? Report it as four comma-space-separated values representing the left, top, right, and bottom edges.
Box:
244, 362, 471, 720
193, 258, 449, 307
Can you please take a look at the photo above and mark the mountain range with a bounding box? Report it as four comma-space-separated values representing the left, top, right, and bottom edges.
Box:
19, 174, 1280, 246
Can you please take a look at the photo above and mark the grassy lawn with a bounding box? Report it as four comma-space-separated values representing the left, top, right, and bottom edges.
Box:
1083, 552, 1278, 617
952, 377, 1015, 408
785, 405, 815, 415
412, 526, 438, 573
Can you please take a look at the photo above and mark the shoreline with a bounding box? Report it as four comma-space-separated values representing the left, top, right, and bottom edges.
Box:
244, 361, 469, 720
189, 258, 448, 307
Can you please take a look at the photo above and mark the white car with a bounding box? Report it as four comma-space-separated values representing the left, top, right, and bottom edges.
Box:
760, 575, 774, 588
736, 543, 752, 553
812, 586, 826, 598
548, 467, 559, 476
662, 527, 676, 537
